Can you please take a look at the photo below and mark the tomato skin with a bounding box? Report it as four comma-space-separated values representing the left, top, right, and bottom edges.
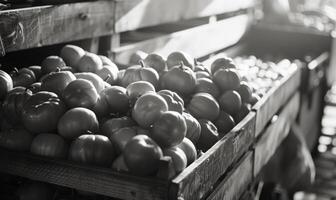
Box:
21, 91, 66, 134
40, 71, 76, 97
210, 57, 235, 74
69, 134, 115, 167
30, 133, 68, 158
109, 127, 137, 154
11, 68, 36, 88
187, 93, 220, 121
157, 90, 184, 114
123, 134, 163, 176
166, 51, 194, 70
121, 64, 159, 88
143, 53, 167, 75
57, 107, 99, 140
0, 129, 33, 151
195, 78, 220, 98
218, 90, 242, 116
177, 137, 197, 165
99, 86, 130, 114
151, 111, 187, 148
2, 89, 32, 124
41, 56, 66, 75
163, 146, 187, 173
214, 111, 235, 137
197, 119, 219, 152
28, 66, 42, 80
101, 116, 136, 138
213, 69, 241, 92
0, 70, 13, 100
182, 112, 201, 145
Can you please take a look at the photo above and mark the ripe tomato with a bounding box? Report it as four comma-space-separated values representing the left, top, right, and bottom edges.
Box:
182, 112, 201, 145
41, 56, 66, 75
236, 82, 253, 103
157, 89, 184, 114
197, 119, 219, 152
21, 91, 66, 134
74, 72, 105, 93
10, 68, 36, 88
60, 45, 85, 67
177, 137, 197, 165
30, 133, 68, 158
195, 78, 220, 98
96, 64, 119, 85
218, 90, 242, 116
99, 86, 130, 114
101, 116, 136, 138
215, 111, 235, 137
126, 81, 155, 104
0, 129, 33, 151
163, 146, 187, 173
123, 134, 163, 176
40, 71, 76, 97
121, 62, 159, 88
213, 69, 241, 92
76, 52, 103, 73
0, 70, 13, 100
143, 53, 167, 75
233, 103, 251, 123
187, 93, 220, 121
69, 134, 115, 167
151, 111, 187, 148
166, 51, 194, 70
28, 66, 42, 80
57, 107, 99, 140
109, 127, 137, 154
210, 57, 235, 74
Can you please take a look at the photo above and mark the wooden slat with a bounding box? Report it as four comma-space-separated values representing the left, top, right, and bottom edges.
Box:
112, 14, 251, 64
254, 92, 300, 177
169, 112, 256, 200
0, 148, 168, 200
253, 64, 301, 137
0, 1, 115, 53
207, 152, 253, 200
114, 0, 259, 33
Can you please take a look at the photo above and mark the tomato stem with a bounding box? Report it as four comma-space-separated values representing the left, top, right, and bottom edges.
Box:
139, 60, 145, 68
179, 61, 184, 69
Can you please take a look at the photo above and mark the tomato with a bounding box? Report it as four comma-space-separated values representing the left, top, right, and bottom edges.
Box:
163, 146, 187, 173
194, 61, 210, 73
109, 127, 137, 154
157, 89, 184, 114
151, 111, 186, 148
10, 68, 36, 88
210, 57, 236, 74
96, 64, 119, 85
160, 63, 196, 97
250, 93, 261, 106
99, 86, 130, 114
0, 129, 33, 151
41, 56, 66, 75
101, 116, 136, 137
28, 66, 42, 80
166, 51, 194, 70
177, 137, 197, 165
236, 82, 253, 103
60, 45, 85, 67
218, 90, 242, 116
2, 89, 32, 124
213, 69, 241, 92
40, 71, 76, 97
129, 50, 148, 65
143, 53, 167, 75
0, 70, 13, 100
69, 134, 115, 167
57, 107, 99, 140
112, 154, 129, 172
195, 78, 220, 98
126, 81, 155, 104
27, 82, 42, 93
233, 103, 251, 123
16, 181, 54, 200
30, 133, 68, 158
132, 93, 168, 128
182, 112, 201, 145
76, 52, 103, 73
215, 111, 235, 137
187, 93, 220, 121
197, 119, 219, 152
21, 91, 66, 134
120, 62, 159, 88
195, 71, 212, 80
123, 134, 163, 176
62, 79, 99, 109
74, 72, 105, 93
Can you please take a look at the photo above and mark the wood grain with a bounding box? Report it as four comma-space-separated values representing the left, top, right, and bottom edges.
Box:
114, 0, 259, 33
112, 14, 251, 64
206, 152, 253, 200
169, 112, 256, 200
254, 92, 300, 177
0, 1, 115, 53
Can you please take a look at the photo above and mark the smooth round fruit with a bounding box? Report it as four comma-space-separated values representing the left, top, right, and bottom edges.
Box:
76, 52, 103, 73
129, 51, 148, 65
160, 63, 196, 97
10, 68, 36, 87
75, 72, 105, 93
126, 81, 155, 103
62, 79, 99, 109
28, 66, 42, 80
69, 134, 115, 166
197, 119, 219, 152
101, 116, 136, 137
143, 53, 167, 75
60, 45, 85, 67
215, 111, 235, 136
41, 56, 66, 75
210, 57, 235, 74
157, 89, 184, 114
40, 71, 76, 97
109, 127, 137, 154
233, 103, 251, 123
237, 82, 253, 103
195, 71, 211, 79
30, 133, 68, 158
99, 86, 130, 114
0, 70, 13, 100
166, 51, 194, 70
132, 93, 168, 128
177, 138, 197, 165
28, 82, 42, 93
213, 69, 241, 92
182, 112, 201, 144
96, 64, 119, 85
151, 111, 187, 148
21, 91, 66, 134
123, 134, 163, 176
121, 63, 159, 88
163, 146, 187, 173
57, 107, 99, 140
0, 129, 33, 151
195, 78, 220, 98
218, 90, 242, 116
187, 93, 220, 121
250, 93, 261, 105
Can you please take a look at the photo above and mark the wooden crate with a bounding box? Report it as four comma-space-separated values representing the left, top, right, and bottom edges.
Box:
254, 92, 300, 177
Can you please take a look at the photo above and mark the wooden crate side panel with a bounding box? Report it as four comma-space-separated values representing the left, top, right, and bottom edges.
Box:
0, 149, 168, 200
114, 0, 258, 33
0, 1, 115, 53
207, 152, 254, 200
253, 65, 301, 137
113, 14, 250, 64
169, 112, 256, 200
254, 92, 300, 177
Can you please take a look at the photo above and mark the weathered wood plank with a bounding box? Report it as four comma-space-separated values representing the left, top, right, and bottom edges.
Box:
0, 148, 168, 200
253, 63, 301, 137
206, 152, 253, 200
0, 1, 115, 53
114, 0, 259, 33
254, 92, 300, 177
112, 14, 251, 64
169, 112, 256, 200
